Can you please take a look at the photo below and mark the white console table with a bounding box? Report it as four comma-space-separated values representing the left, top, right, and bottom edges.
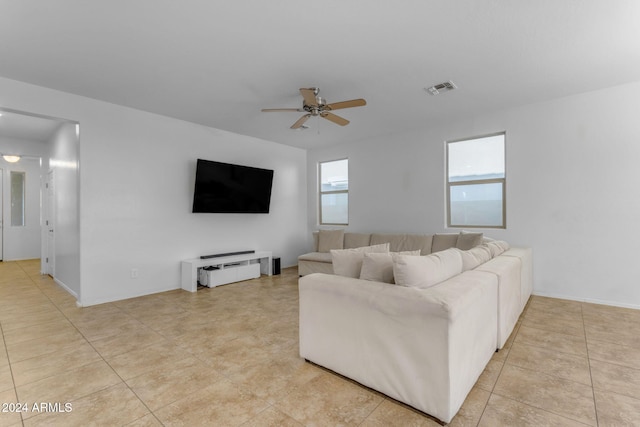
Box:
181, 251, 272, 292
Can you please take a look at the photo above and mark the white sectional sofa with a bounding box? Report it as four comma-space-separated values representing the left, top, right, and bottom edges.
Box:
297, 230, 532, 423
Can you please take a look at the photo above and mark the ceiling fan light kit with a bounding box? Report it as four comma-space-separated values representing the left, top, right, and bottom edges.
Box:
262, 87, 366, 129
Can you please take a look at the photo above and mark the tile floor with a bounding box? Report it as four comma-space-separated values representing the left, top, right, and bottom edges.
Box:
1, 259, 640, 426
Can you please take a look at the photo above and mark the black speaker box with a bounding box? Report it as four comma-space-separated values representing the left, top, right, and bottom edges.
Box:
272, 257, 281, 275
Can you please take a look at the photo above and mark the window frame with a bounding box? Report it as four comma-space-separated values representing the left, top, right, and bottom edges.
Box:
446, 132, 506, 229
318, 158, 349, 226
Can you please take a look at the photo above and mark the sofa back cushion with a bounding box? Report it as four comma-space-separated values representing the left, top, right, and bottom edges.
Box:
331, 243, 390, 278
317, 229, 345, 253
370, 233, 433, 254
359, 250, 421, 283
344, 233, 372, 249
393, 248, 463, 289
431, 233, 460, 252
456, 232, 484, 250
459, 246, 493, 271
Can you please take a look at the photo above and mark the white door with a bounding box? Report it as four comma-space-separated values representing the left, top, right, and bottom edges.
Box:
45, 170, 55, 276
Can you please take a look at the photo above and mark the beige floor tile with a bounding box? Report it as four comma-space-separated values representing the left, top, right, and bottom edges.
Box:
476, 357, 505, 392
16, 360, 122, 418
0, 364, 14, 393
448, 386, 492, 427
105, 339, 195, 380
587, 339, 640, 370
90, 324, 166, 358
242, 406, 305, 427
2, 317, 77, 346
274, 371, 384, 426
507, 342, 592, 386
0, 309, 67, 332
584, 321, 640, 349
528, 296, 583, 314
23, 383, 149, 427
582, 302, 640, 325
6, 328, 87, 363
359, 398, 439, 426
590, 359, 640, 399
0, 388, 22, 427
226, 351, 323, 404
10, 341, 102, 387
493, 364, 596, 426
125, 356, 220, 410
522, 309, 585, 337
123, 413, 164, 426
514, 324, 587, 357
594, 389, 640, 427
479, 394, 590, 427
154, 377, 270, 426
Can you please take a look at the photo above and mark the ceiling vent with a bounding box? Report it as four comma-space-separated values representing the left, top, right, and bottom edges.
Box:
425, 80, 457, 95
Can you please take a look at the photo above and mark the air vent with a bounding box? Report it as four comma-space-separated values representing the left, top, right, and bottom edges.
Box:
425, 80, 457, 95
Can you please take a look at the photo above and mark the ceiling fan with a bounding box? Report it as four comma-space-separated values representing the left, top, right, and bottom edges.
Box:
262, 87, 366, 129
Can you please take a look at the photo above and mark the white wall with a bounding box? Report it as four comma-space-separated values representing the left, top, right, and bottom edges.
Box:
0, 76, 308, 306
0, 136, 47, 261
307, 80, 640, 309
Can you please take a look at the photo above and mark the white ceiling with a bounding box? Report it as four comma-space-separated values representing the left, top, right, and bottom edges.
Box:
1, 1, 640, 149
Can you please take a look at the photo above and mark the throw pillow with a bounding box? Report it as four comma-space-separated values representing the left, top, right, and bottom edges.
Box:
456, 231, 484, 250
393, 248, 463, 289
331, 243, 390, 278
459, 245, 493, 271
359, 250, 421, 283
485, 240, 510, 257
317, 229, 344, 253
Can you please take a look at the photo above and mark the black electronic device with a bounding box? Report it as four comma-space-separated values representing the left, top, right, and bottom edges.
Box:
200, 250, 256, 259
192, 159, 274, 214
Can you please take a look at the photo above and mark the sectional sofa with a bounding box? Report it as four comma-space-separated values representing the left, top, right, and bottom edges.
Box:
297, 230, 532, 423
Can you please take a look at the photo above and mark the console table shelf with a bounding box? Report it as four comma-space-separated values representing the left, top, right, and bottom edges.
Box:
181, 251, 272, 292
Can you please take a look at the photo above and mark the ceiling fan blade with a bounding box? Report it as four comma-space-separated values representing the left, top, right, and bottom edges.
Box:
291, 114, 312, 129
299, 88, 318, 107
326, 98, 367, 111
321, 112, 349, 126
261, 108, 303, 112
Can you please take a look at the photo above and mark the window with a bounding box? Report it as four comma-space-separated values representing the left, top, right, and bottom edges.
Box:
447, 133, 506, 228
319, 159, 348, 225
11, 171, 26, 227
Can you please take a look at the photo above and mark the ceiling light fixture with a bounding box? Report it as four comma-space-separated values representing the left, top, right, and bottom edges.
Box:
2, 155, 21, 163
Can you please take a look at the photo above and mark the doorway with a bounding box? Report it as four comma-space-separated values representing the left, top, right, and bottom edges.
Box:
0, 107, 80, 299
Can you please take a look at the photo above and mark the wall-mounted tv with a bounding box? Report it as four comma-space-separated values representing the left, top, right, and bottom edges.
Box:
192, 159, 274, 214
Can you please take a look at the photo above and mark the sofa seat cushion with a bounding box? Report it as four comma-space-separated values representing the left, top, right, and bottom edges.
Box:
298, 252, 333, 263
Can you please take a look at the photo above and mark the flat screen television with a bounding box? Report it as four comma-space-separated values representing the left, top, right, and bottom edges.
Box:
192, 159, 274, 213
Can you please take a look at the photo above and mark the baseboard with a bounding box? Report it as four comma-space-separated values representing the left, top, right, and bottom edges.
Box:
54, 277, 79, 299
78, 285, 180, 307
532, 291, 640, 310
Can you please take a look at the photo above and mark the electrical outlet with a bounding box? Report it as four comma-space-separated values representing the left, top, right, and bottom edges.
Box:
131, 268, 139, 279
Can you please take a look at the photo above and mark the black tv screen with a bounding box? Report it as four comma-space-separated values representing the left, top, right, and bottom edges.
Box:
192, 159, 274, 213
